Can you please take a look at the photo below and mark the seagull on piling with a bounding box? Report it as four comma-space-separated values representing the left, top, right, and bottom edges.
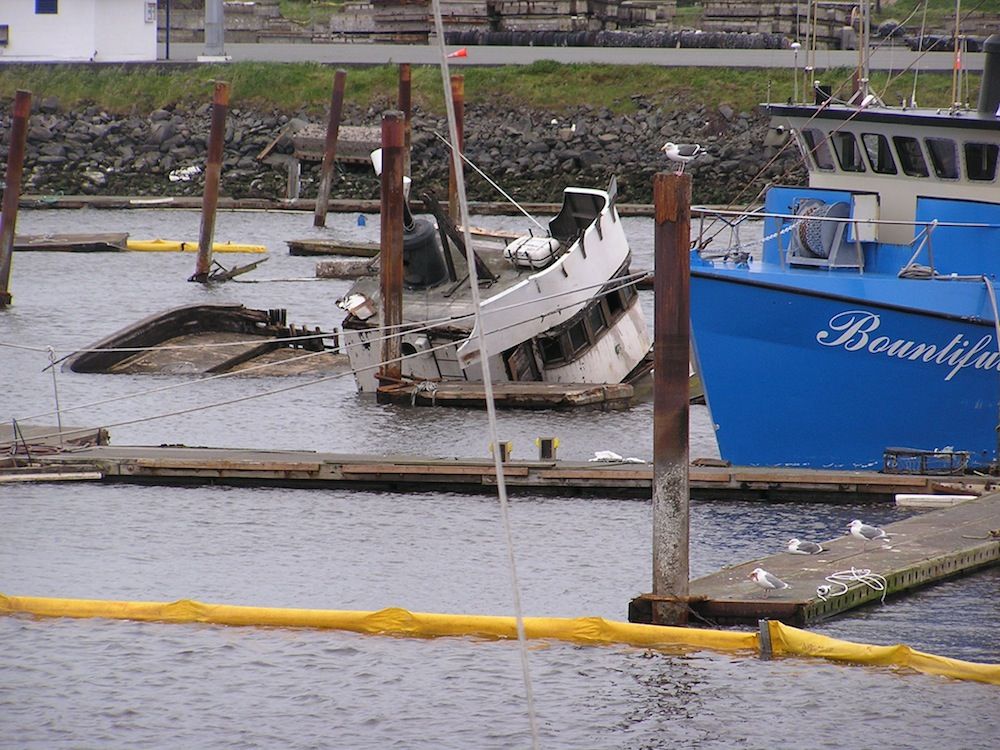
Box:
749, 567, 790, 597
848, 519, 891, 543
787, 538, 825, 555
661, 142, 704, 174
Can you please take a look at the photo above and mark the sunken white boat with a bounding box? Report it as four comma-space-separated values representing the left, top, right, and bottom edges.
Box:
338, 178, 652, 393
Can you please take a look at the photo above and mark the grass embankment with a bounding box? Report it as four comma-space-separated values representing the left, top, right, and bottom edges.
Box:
0, 61, 979, 116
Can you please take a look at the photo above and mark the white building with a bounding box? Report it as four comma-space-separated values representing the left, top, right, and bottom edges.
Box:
0, 0, 159, 62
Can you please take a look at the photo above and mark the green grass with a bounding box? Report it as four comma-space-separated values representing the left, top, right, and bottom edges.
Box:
0, 62, 978, 116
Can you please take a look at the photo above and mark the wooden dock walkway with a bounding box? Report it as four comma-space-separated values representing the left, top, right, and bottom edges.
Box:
630, 493, 1000, 627
9, 444, 994, 502
375, 380, 635, 410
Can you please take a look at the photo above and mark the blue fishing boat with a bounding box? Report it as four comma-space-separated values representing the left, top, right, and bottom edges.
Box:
690, 34, 1000, 471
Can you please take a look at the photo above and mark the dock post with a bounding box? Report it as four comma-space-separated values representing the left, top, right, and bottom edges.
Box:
190, 80, 229, 283
398, 64, 412, 178
0, 89, 31, 309
651, 171, 692, 626
447, 74, 464, 221
313, 69, 347, 228
758, 619, 773, 660
379, 111, 405, 383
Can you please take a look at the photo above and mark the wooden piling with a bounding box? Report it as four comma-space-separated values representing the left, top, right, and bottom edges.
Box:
398, 64, 412, 177
191, 81, 229, 283
313, 69, 347, 228
651, 172, 692, 626
0, 89, 31, 308
447, 74, 464, 221
379, 111, 405, 383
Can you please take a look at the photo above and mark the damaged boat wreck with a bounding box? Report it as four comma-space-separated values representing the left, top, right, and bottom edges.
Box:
338, 177, 653, 394
64, 303, 345, 376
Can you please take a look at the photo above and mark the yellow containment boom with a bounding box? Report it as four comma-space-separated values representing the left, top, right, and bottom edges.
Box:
126, 239, 267, 253
2, 593, 998, 685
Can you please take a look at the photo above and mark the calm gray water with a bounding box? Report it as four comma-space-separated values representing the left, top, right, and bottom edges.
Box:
1, 208, 997, 749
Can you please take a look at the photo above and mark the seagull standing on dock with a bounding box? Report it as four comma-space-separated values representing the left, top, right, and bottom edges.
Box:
661, 142, 703, 174
787, 538, 824, 555
749, 567, 790, 597
848, 519, 891, 543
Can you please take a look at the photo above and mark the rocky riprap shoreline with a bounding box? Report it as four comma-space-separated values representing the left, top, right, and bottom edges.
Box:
2, 95, 805, 207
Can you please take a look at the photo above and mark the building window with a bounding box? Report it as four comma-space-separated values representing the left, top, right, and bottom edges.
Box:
35, 0, 58, 13
893, 136, 929, 177
862, 133, 897, 174
965, 143, 999, 181
925, 138, 959, 179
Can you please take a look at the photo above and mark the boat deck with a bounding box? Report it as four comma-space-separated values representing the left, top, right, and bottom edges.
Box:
630, 493, 1000, 627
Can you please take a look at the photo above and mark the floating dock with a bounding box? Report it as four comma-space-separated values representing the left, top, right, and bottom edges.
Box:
629, 493, 1000, 627
14, 232, 129, 252
375, 380, 636, 410
287, 238, 380, 257
6, 444, 993, 502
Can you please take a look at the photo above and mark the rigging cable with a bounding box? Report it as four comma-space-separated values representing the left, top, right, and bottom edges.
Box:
431, 2, 541, 745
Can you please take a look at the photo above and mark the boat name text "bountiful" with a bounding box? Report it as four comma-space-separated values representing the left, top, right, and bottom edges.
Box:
816, 310, 997, 381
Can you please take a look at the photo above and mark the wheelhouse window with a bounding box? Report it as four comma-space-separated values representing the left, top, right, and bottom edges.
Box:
861, 133, 897, 174
832, 132, 866, 172
567, 321, 589, 355
538, 335, 566, 366
965, 142, 999, 181
925, 137, 959, 179
586, 303, 608, 338
893, 136, 929, 177
534, 266, 637, 370
801, 128, 835, 170
35, 0, 58, 13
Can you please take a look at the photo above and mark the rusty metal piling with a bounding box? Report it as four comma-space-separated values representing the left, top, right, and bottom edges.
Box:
398, 64, 412, 177
447, 74, 464, 220
651, 172, 692, 626
313, 69, 347, 228
379, 111, 405, 383
191, 81, 229, 283
0, 89, 31, 308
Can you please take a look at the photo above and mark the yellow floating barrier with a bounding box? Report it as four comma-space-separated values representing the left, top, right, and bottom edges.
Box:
766, 620, 1000, 686
126, 239, 267, 254
2, 593, 998, 685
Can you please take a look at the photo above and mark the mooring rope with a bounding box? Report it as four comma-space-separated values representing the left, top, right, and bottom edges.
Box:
816, 568, 889, 603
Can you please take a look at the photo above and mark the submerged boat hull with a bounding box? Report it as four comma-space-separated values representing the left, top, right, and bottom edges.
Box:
691, 268, 999, 469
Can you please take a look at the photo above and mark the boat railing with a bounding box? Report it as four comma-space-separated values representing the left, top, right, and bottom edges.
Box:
692, 205, 1000, 277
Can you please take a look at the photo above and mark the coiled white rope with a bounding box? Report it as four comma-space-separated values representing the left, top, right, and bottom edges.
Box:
815, 568, 889, 603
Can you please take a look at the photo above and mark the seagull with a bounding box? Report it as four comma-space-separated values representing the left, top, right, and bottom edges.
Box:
661, 142, 703, 174
749, 567, 790, 597
848, 519, 891, 543
787, 538, 824, 555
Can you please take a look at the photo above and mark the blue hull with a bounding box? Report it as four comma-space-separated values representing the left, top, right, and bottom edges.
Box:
690, 268, 1000, 469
